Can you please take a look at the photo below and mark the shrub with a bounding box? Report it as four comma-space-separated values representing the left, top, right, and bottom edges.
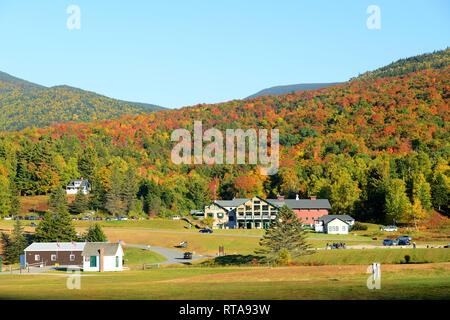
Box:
404, 255, 411, 264
350, 221, 368, 231
277, 249, 291, 265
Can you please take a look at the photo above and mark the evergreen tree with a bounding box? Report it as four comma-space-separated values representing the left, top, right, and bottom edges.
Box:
84, 223, 107, 242
51, 209, 77, 242
0, 175, 11, 217
105, 167, 125, 216
0, 232, 14, 264
255, 205, 312, 263
9, 219, 29, 263
48, 185, 68, 213
9, 181, 22, 217
431, 172, 449, 214
34, 212, 56, 242
70, 188, 89, 215
122, 167, 138, 214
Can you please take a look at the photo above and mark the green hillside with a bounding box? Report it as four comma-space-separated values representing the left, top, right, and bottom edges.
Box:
0, 72, 165, 132
355, 47, 450, 80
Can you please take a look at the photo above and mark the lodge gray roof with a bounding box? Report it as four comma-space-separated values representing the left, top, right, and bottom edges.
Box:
265, 198, 332, 210
82, 242, 121, 257
213, 198, 250, 208
24, 242, 86, 251
317, 215, 355, 224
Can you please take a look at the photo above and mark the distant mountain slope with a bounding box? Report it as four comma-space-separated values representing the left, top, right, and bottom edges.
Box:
0, 72, 164, 132
355, 47, 449, 80
0, 71, 45, 94
245, 82, 342, 99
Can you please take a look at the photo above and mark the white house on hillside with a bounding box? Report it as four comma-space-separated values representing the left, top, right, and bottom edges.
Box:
315, 215, 355, 235
66, 179, 90, 195
82, 242, 124, 272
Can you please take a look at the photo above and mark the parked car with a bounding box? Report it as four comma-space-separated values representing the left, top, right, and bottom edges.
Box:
397, 236, 412, 242
72, 218, 77, 221
199, 228, 213, 233
172, 215, 181, 220
30, 222, 37, 227
112, 217, 118, 221
183, 252, 193, 259
383, 239, 398, 246
105, 217, 111, 221
380, 225, 398, 232
397, 239, 411, 245
13, 216, 23, 220
38, 216, 43, 220
29, 216, 36, 220
94, 217, 103, 221
119, 217, 128, 221
443, 243, 450, 248
4, 216, 12, 220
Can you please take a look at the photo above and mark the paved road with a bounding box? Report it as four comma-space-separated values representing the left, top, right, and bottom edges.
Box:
125, 243, 217, 265
99, 228, 374, 241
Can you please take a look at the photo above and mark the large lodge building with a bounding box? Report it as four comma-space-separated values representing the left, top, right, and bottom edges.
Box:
192, 195, 332, 230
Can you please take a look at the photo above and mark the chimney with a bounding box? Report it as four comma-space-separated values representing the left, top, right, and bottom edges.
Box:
99, 248, 104, 272
296, 194, 299, 201
310, 196, 317, 200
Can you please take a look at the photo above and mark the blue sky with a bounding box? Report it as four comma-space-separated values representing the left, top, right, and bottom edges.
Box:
0, 1, 449, 109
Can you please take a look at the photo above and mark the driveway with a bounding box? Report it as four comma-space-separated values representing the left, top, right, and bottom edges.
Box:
125, 244, 217, 265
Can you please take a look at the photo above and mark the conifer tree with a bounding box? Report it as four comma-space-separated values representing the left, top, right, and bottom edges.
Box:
255, 205, 312, 263
70, 188, 89, 215
85, 223, 107, 242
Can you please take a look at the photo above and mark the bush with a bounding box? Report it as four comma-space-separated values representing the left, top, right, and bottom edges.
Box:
404, 255, 411, 264
277, 249, 291, 265
350, 221, 368, 231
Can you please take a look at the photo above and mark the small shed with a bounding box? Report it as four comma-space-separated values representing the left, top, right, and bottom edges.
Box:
315, 215, 355, 234
82, 242, 124, 272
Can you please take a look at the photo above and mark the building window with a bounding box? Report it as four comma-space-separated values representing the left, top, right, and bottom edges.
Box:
254, 205, 261, 211
51, 254, 57, 261
254, 200, 260, 204
262, 205, 268, 211
34, 254, 40, 261
217, 213, 224, 219
207, 212, 214, 218
70, 254, 75, 262
245, 206, 251, 211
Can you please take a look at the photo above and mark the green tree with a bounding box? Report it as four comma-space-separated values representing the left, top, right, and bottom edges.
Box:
48, 185, 68, 213
105, 167, 125, 216
330, 170, 361, 215
255, 205, 312, 263
70, 188, 89, 215
0, 175, 12, 217
412, 173, 432, 211
431, 172, 449, 214
84, 223, 107, 242
122, 167, 138, 214
0, 232, 14, 264
385, 179, 410, 224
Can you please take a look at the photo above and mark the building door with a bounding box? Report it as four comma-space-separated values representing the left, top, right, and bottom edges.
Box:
90, 256, 97, 267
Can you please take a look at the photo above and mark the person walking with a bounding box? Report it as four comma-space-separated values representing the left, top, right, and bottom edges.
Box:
413, 242, 416, 249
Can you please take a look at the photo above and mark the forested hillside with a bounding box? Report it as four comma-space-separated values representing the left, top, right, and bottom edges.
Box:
0, 51, 448, 225
356, 47, 449, 80
0, 72, 164, 131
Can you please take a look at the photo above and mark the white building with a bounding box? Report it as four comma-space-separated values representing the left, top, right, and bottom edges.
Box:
314, 215, 355, 235
66, 179, 90, 195
82, 242, 124, 272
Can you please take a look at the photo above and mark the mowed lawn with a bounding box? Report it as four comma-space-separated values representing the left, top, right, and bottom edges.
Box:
122, 247, 167, 266
0, 263, 448, 299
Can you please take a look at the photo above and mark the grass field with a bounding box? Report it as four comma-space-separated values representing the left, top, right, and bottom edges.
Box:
0, 263, 448, 299
201, 248, 450, 266
122, 247, 167, 266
